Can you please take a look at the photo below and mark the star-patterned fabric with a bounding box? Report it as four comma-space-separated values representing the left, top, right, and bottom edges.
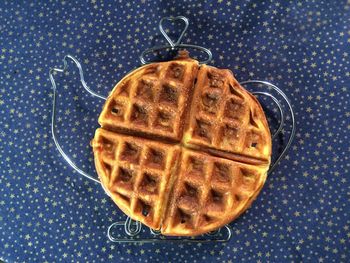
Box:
0, 0, 349, 262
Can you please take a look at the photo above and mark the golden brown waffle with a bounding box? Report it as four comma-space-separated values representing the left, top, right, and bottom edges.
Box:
92, 52, 272, 236
162, 148, 268, 236
92, 128, 180, 230
98, 54, 198, 140
183, 64, 271, 163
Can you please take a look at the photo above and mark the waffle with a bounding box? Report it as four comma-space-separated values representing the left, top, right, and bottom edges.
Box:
92, 128, 181, 230
92, 52, 272, 236
183, 64, 271, 163
161, 148, 268, 236
98, 53, 198, 141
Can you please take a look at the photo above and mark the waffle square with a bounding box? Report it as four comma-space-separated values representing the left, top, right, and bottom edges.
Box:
98, 58, 198, 140
161, 149, 268, 236
92, 128, 181, 230
183, 64, 271, 162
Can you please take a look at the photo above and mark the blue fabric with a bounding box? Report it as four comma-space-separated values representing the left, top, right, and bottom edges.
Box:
1, 0, 349, 262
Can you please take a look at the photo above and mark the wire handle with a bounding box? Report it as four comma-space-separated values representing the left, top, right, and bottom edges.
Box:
241, 80, 296, 173
140, 16, 213, 65
49, 55, 106, 184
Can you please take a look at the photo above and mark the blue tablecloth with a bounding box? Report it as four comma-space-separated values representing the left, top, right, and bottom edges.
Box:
1, 0, 349, 262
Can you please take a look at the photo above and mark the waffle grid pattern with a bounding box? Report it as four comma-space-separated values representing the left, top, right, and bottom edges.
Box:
99, 60, 198, 140
185, 65, 270, 160
162, 149, 263, 235
93, 58, 271, 235
94, 129, 180, 229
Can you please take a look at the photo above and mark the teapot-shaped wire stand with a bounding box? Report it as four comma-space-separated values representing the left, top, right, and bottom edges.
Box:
49, 16, 295, 243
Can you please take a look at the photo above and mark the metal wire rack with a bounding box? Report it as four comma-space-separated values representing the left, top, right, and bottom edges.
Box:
48, 16, 295, 243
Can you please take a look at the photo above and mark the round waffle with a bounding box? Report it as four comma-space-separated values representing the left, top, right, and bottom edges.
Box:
91, 52, 272, 236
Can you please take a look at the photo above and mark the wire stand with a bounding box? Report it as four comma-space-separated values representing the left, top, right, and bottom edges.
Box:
48, 16, 295, 243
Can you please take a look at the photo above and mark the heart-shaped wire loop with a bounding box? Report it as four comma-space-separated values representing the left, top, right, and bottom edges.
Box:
140, 16, 212, 65
159, 16, 189, 48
